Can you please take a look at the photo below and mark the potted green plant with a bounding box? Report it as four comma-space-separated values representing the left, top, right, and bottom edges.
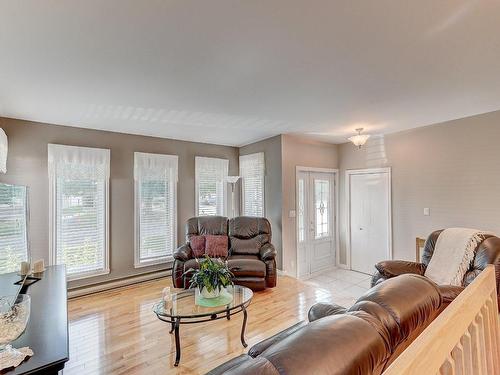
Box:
184, 256, 234, 299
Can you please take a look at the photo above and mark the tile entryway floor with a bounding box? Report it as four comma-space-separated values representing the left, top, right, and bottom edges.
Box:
302, 267, 372, 308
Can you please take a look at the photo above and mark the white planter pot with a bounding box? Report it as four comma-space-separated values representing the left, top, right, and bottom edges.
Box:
199, 286, 221, 299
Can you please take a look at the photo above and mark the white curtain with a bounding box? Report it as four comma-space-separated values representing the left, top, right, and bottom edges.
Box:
0, 129, 8, 173
48, 144, 110, 180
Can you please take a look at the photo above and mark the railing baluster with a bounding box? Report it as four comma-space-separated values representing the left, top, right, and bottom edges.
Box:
451, 342, 465, 375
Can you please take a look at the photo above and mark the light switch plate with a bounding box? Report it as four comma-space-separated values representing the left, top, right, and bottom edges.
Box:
289, 210, 296, 218
423, 208, 430, 216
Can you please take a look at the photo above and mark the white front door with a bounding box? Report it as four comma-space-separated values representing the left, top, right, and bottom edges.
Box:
297, 171, 336, 278
348, 169, 391, 274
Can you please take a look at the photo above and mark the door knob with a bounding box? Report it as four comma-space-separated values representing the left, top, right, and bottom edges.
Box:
359, 227, 363, 230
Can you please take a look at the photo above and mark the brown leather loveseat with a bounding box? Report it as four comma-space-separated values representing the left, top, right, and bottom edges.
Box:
372, 229, 500, 310
172, 216, 277, 290
207, 274, 442, 374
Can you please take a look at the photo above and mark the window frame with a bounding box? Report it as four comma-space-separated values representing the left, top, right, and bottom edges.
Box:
194, 156, 229, 217
239, 152, 265, 217
48, 144, 110, 281
133, 152, 178, 268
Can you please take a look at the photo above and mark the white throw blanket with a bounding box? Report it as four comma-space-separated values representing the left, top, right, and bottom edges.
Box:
424, 228, 489, 286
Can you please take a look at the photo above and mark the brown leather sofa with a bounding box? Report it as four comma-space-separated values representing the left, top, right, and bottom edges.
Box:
207, 274, 442, 375
172, 216, 277, 291
372, 229, 500, 310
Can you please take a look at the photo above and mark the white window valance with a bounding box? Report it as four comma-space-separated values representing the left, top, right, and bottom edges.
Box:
48, 144, 110, 180
134, 152, 178, 182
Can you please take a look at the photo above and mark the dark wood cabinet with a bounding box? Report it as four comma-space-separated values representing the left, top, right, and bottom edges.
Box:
0, 265, 69, 374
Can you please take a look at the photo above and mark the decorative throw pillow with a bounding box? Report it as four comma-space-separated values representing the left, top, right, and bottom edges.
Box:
190, 235, 206, 258
205, 235, 229, 258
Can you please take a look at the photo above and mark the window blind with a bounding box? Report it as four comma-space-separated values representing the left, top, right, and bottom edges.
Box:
195, 157, 228, 216
48, 144, 110, 280
240, 152, 265, 217
134, 152, 178, 267
0, 183, 28, 274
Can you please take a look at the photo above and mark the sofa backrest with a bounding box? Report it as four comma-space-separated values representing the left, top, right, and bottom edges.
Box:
185, 216, 228, 241
421, 229, 500, 288
229, 217, 271, 256
347, 274, 442, 352
258, 313, 389, 375
210, 273, 442, 375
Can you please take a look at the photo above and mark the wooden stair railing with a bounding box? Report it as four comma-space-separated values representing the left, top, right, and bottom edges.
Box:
383, 264, 500, 375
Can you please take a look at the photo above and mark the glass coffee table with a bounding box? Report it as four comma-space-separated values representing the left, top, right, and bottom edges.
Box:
153, 285, 253, 366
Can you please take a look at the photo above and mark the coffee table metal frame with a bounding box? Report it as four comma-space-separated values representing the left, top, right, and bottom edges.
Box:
153, 287, 252, 367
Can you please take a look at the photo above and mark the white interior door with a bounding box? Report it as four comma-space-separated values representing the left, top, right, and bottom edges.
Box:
348, 169, 391, 274
297, 171, 336, 278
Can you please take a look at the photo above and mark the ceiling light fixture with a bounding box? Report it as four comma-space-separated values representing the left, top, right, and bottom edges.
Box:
348, 128, 370, 149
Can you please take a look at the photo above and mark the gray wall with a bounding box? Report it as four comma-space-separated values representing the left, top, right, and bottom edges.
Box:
239, 135, 283, 269
240, 134, 340, 274
0, 117, 239, 288
5, 109, 499, 285
338, 110, 500, 264
281, 135, 339, 275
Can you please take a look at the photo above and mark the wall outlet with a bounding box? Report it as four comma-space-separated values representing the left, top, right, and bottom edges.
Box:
289, 209, 296, 218
423, 207, 430, 216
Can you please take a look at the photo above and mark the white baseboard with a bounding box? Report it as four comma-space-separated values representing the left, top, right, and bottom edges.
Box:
68, 270, 171, 299
337, 263, 349, 270
277, 269, 292, 277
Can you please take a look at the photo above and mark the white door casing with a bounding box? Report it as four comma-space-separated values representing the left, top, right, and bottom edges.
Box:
346, 168, 392, 274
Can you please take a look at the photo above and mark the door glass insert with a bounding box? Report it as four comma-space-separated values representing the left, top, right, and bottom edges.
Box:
297, 179, 305, 243
314, 179, 329, 239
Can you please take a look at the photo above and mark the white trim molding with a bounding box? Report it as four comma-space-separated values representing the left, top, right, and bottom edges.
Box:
68, 269, 171, 298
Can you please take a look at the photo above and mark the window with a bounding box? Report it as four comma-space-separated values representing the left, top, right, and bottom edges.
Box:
134, 152, 178, 267
195, 157, 228, 216
0, 183, 29, 274
48, 144, 110, 280
297, 179, 305, 243
314, 179, 330, 238
239, 152, 265, 217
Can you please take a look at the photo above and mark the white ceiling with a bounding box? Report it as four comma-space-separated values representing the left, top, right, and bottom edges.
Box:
1, 1, 500, 146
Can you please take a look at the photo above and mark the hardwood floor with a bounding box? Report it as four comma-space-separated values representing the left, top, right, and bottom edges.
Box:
66, 270, 370, 375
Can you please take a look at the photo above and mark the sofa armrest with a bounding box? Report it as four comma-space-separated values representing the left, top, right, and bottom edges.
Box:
259, 243, 276, 261
173, 243, 192, 261
438, 285, 464, 304
375, 260, 426, 279
308, 303, 347, 322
